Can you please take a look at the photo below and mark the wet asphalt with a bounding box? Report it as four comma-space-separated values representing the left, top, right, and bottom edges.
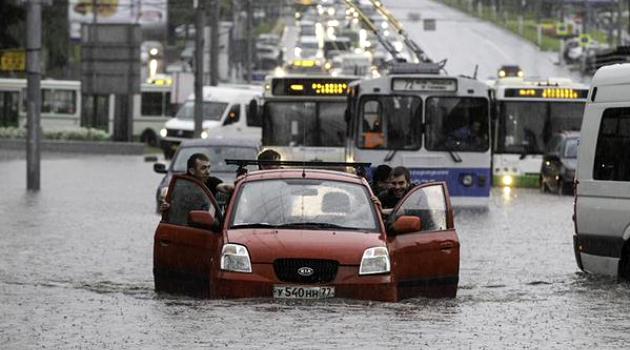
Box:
1, 152, 629, 349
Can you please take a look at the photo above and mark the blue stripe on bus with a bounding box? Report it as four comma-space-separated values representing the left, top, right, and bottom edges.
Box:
370, 167, 491, 197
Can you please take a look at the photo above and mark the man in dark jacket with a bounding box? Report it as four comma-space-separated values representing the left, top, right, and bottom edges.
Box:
377, 166, 415, 213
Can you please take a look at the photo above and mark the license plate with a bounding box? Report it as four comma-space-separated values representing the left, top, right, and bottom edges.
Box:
273, 285, 335, 299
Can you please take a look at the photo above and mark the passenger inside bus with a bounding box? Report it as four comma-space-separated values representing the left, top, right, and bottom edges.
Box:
362, 100, 385, 149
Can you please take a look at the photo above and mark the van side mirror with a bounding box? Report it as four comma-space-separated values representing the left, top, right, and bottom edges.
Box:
247, 99, 262, 127
188, 210, 219, 232
154, 163, 167, 174
389, 215, 422, 235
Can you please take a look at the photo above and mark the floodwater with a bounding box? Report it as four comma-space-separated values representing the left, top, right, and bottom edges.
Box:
1, 152, 629, 349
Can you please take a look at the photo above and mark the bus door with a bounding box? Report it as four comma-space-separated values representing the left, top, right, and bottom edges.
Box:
0, 90, 20, 127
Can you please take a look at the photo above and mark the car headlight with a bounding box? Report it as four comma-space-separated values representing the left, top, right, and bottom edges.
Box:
359, 247, 390, 275
160, 128, 167, 137
221, 244, 252, 273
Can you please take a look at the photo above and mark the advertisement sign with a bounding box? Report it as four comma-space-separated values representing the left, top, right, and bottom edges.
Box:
69, 0, 167, 39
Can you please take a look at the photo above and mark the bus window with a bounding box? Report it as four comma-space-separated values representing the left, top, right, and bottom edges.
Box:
358, 96, 422, 150
223, 104, 240, 126
141, 92, 165, 116
53, 90, 77, 114
0, 91, 20, 127
426, 97, 489, 152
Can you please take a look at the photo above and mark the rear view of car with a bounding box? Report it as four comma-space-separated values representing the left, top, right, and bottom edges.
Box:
573, 64, 630, 279
540, 131, 579, 195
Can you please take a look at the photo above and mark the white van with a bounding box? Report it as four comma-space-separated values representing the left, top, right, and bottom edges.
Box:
573, 63, 630, 279
160, 85, 262, 158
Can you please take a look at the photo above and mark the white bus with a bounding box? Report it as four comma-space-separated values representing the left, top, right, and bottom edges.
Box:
346, 68, 492, 208
0, 78, 173, 145
490, 77, 589, 188
256, 76, 357, 162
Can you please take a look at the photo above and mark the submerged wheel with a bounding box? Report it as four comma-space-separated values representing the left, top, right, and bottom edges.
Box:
141, 130, 158, 147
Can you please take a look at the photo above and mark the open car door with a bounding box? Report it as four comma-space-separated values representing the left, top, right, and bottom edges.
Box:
153, 174, 222, 297
387, 182, 459, 299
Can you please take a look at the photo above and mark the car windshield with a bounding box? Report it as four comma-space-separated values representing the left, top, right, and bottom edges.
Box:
263, 102, 346, 147
425, 97, 489, 152
230, 179, 379, 231
497, 101, 584, 154
172, 146, 259, 172
175, 101, 228, 121
564, 138, 578, 158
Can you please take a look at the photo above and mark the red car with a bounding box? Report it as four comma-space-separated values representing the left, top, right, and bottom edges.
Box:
153, 168, 460, 302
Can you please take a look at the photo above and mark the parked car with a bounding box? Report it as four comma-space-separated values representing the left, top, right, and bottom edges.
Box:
153, 138, 260, 212
573, 63, 630, 279
153, 164, 460, 301
540, 131, 579, 195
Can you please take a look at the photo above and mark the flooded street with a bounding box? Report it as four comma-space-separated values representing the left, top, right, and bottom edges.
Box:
1, 153, 629, 349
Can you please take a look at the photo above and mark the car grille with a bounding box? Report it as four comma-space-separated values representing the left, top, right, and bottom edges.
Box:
166, 129, 194, 138
273, 259, 339, 284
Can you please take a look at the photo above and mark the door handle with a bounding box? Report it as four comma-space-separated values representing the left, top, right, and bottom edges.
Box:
440, 242, 454, 250
159, 240, 171, 247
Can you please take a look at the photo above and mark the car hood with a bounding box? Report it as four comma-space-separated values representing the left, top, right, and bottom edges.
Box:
164, 118, 220, 130
226, 229, 384, 265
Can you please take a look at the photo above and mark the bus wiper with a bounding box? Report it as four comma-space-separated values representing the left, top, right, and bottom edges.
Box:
230, 223, 278, 229
449, 150, 462, 163
278, 222, 354, 230
384, 150, 397, 162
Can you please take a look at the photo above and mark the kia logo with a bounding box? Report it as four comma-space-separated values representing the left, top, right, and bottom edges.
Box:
297, 267, 314, 277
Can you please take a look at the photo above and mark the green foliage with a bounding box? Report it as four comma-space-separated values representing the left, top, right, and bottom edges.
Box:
0, 127, 111, 141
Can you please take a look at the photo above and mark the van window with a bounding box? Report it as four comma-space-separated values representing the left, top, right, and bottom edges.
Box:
593, 108, 630, 181
223, 104, 240, 126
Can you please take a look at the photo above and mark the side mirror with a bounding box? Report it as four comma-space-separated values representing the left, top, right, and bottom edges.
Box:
188, 210, 219, 232
247, 99, 262, 127
154, 163, 167, 174
390, 215, 422, 235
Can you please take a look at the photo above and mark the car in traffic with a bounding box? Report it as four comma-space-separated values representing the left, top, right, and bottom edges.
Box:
153, 163, 460, 301
152, 138, 260, 212
497, 64, 524, 78
540, 131, 579, 195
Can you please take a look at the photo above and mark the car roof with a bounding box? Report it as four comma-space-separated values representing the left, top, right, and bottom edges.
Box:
179, 138, 260, 148
240, 168, 367, 185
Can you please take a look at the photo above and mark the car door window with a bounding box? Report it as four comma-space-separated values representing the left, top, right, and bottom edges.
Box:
390, 184, 447, 232
223, 104, 240, 126
166, 177, 217, 226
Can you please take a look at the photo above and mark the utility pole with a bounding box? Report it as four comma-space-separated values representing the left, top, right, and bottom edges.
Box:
194, 0, 205, 138
26, 0, 42, 191
210, 0, 220, 86
245, 0, 252, 83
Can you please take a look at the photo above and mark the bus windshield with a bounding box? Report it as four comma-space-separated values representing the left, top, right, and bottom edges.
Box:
497, 101, 584, 154
425, 97, 489, 152
175, 101, 228, 121
358, 95, 422, 150
263, 102, 346, 147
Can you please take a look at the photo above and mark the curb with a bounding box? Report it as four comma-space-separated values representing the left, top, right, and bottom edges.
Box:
0, 139, 145, 155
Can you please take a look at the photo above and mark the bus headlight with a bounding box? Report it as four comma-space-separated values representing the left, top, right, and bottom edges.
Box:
359, 247, 390, 275
461, 174, 474, 187
201, 131, 208, 139
502, 175, 513, 187
160, 128, 167, 137
221, 244, 252, 273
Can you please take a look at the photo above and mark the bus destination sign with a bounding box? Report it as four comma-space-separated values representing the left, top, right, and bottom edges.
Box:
272, 78, 352, 96
391, 78, 457, 92
504, 88, 589, 99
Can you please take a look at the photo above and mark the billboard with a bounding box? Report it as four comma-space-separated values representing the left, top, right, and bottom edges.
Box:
69, 0, 167, 39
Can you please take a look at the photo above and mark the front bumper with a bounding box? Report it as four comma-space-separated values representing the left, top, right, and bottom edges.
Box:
213, 264, 457, 301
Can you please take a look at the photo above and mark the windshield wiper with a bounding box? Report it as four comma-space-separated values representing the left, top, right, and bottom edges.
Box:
230, 223, 278, 229
277, 222, 356, 230
449, 150, 462, 163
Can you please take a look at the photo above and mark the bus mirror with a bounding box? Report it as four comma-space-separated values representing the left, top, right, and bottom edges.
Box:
247, 99, 261, 127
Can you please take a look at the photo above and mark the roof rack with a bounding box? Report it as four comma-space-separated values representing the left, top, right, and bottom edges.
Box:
225, 159, 372, 177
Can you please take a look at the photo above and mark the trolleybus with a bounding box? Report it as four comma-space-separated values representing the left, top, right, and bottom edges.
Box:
257, 75, 357, 162
490, 77, 589, 187
345, 65, 492, 207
